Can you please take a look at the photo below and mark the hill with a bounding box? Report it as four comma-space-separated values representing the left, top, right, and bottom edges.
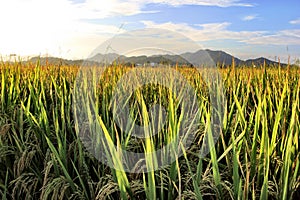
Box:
24, 50, 285, 67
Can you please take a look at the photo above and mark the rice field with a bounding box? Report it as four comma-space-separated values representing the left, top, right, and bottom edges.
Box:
0, 61, 299, 199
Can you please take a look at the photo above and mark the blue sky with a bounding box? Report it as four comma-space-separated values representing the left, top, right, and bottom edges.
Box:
0, 0, 299, 62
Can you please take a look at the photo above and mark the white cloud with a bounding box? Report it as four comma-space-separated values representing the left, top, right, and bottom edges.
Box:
143, 0, 253, 7
0, 0, 266, 59
73, 0, 254, 21
244, 30, 300, 45
196, 22, 231, 30
141, 20, 265, 42
91, 28, 204, 56
242, 14, 258, 21
0, 0, 128, 58
140, 20, 300, 62
73, 0, 253, 20
154, 0, 252, 7
77, 0, 158, 18
1, 0, 253, 58
289, 18, 300, 25
142, 20, 300, 62
141, 20, 300, 46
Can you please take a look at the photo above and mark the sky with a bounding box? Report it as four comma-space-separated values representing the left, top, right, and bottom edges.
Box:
0, 0, 300, 62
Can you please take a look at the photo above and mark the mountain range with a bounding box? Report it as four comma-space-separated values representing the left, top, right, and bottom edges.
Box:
27, 49, 286, 67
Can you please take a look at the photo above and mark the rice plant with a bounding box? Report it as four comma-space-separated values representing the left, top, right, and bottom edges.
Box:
0, 60, 299, 199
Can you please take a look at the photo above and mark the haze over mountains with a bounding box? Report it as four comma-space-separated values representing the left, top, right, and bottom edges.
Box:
27, 49, 285, 67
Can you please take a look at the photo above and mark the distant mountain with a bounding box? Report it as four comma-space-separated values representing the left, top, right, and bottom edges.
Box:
89, 53, 191, 65
182, 50, 284, 67
27, 56, 101, 66
88, 53, 121, 64
207, 50, 243, 66
88, 49, 283, 67
244, 57, 281, 67
182, 49, 243, 66
25, 49, 286, 67
28, 56, 84, 66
